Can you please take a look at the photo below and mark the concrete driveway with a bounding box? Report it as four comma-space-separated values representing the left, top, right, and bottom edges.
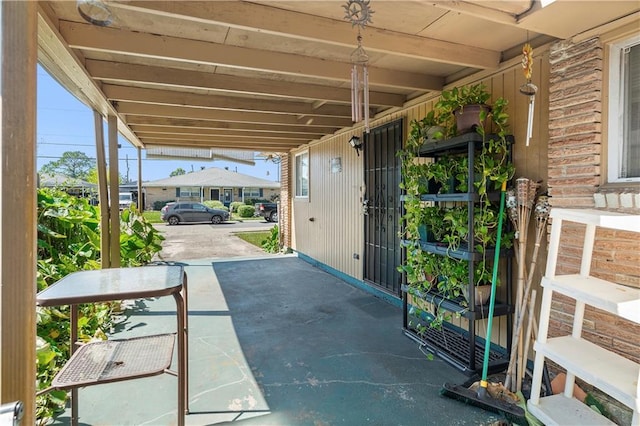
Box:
152, 220, 277, 262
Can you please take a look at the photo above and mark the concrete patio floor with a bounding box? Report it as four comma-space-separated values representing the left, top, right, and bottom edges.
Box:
51, 255, 506, 425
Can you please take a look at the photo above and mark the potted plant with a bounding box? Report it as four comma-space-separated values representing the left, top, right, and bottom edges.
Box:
425, 155, 457, 194
435, 83, 491, 135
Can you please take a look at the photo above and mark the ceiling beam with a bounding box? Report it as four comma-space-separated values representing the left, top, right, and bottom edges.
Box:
112, 0, 500, 69
424, 0, 522, 26
135, 131, 310, 142
87, 60, 405, 107
123, 116, 335, 135
140, 138, 303, 151
138, 134, 311, 143
61, 21, 444, 91
130, 126, 314, 140
102, 84, 354, 118
116, 102, 352, 128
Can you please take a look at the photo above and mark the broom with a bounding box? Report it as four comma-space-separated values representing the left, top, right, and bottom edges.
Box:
441, 181, 526, 422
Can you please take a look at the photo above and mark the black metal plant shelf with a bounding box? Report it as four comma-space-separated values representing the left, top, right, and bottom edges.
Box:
401, 284, 512, 319
400, 132, 515, 378
401, 239, 513, 262
403, 325, 509, 375
418, 133, 515, 156
419, 191, 503, 203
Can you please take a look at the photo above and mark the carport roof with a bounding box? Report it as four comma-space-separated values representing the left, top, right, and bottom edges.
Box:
144, 166, 280, 188
37, 1, 640, 155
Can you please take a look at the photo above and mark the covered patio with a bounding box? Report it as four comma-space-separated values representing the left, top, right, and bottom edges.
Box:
1, 1, 639, 424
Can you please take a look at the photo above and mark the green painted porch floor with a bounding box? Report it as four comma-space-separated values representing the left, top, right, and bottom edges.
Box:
51, 256, 504, 425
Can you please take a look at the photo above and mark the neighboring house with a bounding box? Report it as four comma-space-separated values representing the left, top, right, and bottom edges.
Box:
38, 173, 96, 198
143, 167, 280, 209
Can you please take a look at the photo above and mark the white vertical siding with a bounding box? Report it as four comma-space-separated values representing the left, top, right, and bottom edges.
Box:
292, 134, 365, 278
290, 47, 550, 331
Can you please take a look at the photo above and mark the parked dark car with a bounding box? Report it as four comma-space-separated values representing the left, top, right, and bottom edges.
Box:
161, 202, 229, 225
254, 202, 278, 222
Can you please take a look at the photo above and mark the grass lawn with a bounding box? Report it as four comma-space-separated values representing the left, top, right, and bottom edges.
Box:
142, 210, 162, 223
234, 231, 270, 248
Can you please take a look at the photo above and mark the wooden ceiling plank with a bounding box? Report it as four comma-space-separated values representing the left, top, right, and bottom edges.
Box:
117, 102, 351, 128
102, 84, 354, 118
112, 0, 500, 69
135, 131, 311, 142
426, 0, 521, 26
61, 21, 443, 91
141, 138, 302, 151
124, 115, 335, 135
130, 126, 314, 140
87, 60, 405, 107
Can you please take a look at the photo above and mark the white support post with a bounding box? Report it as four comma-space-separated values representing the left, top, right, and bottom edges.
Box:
580, 224, 596, 276
545, 217, 562, 277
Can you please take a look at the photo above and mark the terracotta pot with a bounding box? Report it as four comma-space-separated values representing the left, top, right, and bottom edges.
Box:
454, 104, 491, 134
465, 284, 492, 305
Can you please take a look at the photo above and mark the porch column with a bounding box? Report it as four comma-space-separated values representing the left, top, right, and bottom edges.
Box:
137, 147, 142, 211
94, 110, 110, 268
0, 2, 37, 423
108, 115, 120, 267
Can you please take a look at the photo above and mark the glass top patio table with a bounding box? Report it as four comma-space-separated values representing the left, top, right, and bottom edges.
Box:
36, 264, 188, 426
36, 265, 184, 306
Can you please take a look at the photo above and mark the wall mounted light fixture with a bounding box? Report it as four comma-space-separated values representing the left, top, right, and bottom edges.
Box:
349, 135, 363, 156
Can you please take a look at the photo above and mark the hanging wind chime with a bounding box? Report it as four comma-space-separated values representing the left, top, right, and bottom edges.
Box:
343, 0, 374, 133
520, 43, 537, 146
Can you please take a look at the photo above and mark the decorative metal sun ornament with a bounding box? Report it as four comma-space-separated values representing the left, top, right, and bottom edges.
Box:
343, 0, 374, 133
343, 0, 374, 29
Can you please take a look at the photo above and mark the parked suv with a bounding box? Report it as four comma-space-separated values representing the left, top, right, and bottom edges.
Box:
161, 202, 229, 225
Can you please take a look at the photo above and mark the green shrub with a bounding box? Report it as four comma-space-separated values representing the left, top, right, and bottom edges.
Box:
237, 205, 255, 218
262, 225, 279, 253
36, 188, 164, 423
245, 198, 269, 205
229, 201, 244, 212
203, 200, 228, 210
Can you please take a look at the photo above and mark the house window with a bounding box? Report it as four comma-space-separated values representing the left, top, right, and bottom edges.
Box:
608, 34, 640, 182
243, 188, 261, 198
177, 187, 201, 197
295, 151, 309, 198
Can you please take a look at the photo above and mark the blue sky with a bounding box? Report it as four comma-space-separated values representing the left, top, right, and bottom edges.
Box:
36, 65, 280, 182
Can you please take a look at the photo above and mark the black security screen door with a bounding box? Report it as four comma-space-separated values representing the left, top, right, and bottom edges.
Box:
363, 119, 403, 295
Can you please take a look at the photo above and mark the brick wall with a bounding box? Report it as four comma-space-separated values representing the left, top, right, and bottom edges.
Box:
279, 154, 291, 248
547, 37, 640, 364
548, 37, 603, 207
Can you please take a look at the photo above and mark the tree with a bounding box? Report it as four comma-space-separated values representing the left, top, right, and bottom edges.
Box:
85, 168, 124, 185
170, 167, 186, 177
40, 151, 93, 179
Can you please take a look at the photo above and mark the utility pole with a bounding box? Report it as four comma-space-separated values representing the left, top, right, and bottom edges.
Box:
125, 154, 130, 183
